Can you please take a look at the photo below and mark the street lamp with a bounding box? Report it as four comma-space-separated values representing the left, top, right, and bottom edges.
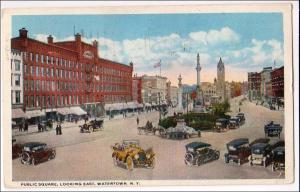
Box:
158, 92, 161, 121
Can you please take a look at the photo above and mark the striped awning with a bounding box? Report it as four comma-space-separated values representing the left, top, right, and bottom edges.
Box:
12, 108, 28, 119
25, 110, 46, 118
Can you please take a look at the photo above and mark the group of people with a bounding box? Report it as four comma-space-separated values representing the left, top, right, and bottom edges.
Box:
18, 120, 29, 132
37, 122, 45, 132
56, 124, 63, 135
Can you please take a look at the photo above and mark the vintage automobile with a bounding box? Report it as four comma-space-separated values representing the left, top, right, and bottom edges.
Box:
271, 146, 285, 172
214, 118, 230, 132
224, 138, 251, 165
184, 142, 220, 166
161, 119, 200, 139
111, 140, 155, 171
20, 142, 56, 165
137, 121, 157, 135
228, 117, 240, 129
236, 113, 245, 124
12, 139, 23, 159
264, 121, 282, 138
249, 138, 270, 146
79, 118, 104, 133
248, 142, 272, 167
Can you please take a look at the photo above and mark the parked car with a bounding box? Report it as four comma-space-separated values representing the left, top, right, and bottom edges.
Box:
184, 142, 220, 166
228, 117, 240, 129
79, 118, 104, 133
236, 113, 245, 124
264, 121, 282, 138
270, 146, 285, 172
249, 138, 270, 146
248, 142, 272, 167
20, 142, 56, 165
214, 118, 229, 132
224, 138, 251, 165
12, 139, 22, 159
111, 140, 155, 171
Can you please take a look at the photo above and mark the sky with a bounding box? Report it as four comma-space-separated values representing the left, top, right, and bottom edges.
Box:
12, 13, 284, 85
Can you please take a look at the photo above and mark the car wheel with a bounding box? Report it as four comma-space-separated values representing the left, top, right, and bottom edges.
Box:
214, 151, 220, 160
31, 158, 37, 166
89, 126, 93, 133
49, 151, 56, 160
148, 158, 155, 169
126, 157, 134, 171
184, 153, 193, 166
249, 161, 253, 166
21, 152, 30, 165
237, 159, 241, 166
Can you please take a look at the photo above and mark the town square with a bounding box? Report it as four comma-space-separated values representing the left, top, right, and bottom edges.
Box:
9, 12, 286, 181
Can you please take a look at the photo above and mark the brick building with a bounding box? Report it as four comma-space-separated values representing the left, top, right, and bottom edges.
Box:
248, 72, 261, 100
271, 66, 284, 98
11, 28, 133, 119
132, 75, 142, 103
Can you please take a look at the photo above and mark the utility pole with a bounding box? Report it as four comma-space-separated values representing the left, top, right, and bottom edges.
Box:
158, 92, 161, 121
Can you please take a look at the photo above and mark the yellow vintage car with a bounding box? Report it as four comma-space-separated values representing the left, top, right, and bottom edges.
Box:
111, 140, 155, 171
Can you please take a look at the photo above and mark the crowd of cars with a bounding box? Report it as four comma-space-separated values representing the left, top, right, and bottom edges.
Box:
215, 113, 245, 132
12, 109, 284, 173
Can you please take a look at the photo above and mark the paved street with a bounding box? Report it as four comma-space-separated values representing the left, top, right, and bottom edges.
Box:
12, 97, 285, 181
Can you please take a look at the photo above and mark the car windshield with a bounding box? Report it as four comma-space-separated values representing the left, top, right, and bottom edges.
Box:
32, 145, 45, 151
275, 151, 284, 156
252, 148, 263, 154
228, 145, 236, 151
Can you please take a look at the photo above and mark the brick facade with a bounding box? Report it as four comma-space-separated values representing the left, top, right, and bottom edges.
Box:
271, 66, 284, 98
11, 28, 133, 111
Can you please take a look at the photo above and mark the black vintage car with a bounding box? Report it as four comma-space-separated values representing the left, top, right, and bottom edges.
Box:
20, 142, 56, 165
271, 146, 285, 172
80, 118, 104, 133
248, 142, 272, 167
228, 117, 240, 129
224, 138, 251, 165
236, 113, 245, 124
264, 121, 282, 138
184, 142, 220, 166
214, 118, 230, 132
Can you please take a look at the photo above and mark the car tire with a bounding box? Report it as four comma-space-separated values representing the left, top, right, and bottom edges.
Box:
21, 152, 30, 165
184, 153, 193, 166
89, 126, 93, 133
215, 151, 220, 160
31, 158, 37, 166
126, 157, 134, 171
49, 151, 56, 160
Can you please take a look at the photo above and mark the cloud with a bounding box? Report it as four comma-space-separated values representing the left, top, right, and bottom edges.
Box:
32, 27, 283, 85
189, 27, 240, 46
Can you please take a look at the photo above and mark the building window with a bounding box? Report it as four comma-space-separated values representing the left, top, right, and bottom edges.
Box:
56, 58, 58, 65
51, 57, 54, 65
14, 74, 21, 86
14, 60, 21, 71
35, 53, 39, 63
36, 80, 40, 91
30, 53, 33, 61
41, 55, 44, 63
46, 56, 49, 64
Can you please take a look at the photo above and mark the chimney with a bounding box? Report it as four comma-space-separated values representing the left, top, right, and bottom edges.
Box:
19, 28, 28, 38
75, 33, 81, 43
47, 35, 53, 44
129, 62, 133, 67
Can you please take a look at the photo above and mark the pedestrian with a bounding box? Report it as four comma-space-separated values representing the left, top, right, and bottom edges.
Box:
238, 107, 241, 112
198, 130, 201, 137
59, 124, 62, 135
136, 117, 139, 126
18, 123, 23, 132
24, 120, 28, 132
56, 124, 59, 135
38, 122, 41, 132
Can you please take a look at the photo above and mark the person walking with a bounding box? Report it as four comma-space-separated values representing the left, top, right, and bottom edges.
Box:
238, 107, 241, 112
59, 124, 62, 135
56, 124, 59, 135
18, 122, 23, 132
136, 117, 139, 126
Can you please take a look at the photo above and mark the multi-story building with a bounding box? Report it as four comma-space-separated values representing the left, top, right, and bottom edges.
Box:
132, 75, 142, 103
271, 66, 284, 98
11, 28, 133, 120
248, 72, 261, 100
201, 82, 217, 105
260, 67, 273, 100
11, 49, 23, 108
141, 75, 167, 104
170, 86, 179, 107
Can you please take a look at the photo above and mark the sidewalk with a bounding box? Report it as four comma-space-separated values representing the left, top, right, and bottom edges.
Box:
248, 100, 284, 111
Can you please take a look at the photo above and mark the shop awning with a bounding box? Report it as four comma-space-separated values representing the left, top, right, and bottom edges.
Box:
125, 102, 137, 109
12, 108, 28, 119
71, 106, 87, 115
145, 103, 151, 107
25, 110, 46, 118
105, 103, 126, 111
56, 107, 74, 116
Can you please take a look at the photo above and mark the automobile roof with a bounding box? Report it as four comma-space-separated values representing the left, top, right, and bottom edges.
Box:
23, 142, 46, 149
227, 138, 249, 147
250, 138, 270, 146
185, 142, 211, 149
251, 143, 269, 150
216, 118, 228, 121
230, 117, 239, 120
237, 113, 244, 115
273, 146, 285, 152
